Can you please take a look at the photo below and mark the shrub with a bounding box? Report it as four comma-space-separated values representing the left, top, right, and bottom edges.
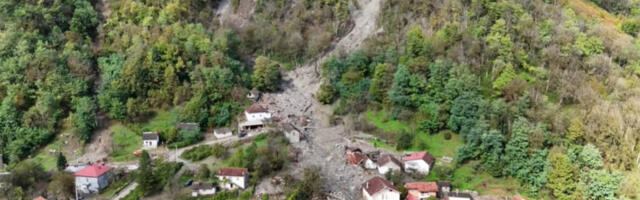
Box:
180, 145, 213, 161
443, 131, 452, 140
212, 144, 227, 159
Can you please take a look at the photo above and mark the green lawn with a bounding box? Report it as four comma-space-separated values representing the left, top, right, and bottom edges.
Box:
368, 138, 395, 150
137, 108, 178, 133
365, 110, 411, 133
450, 162, 522, 195
31, 152, 57, 170
365, 110, 463, 159
110, 125, 141, 162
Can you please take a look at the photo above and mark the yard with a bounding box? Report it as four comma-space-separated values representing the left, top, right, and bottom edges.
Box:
364, 110, 463, 158
110, 125, 141, 162
365, 109, 527, 196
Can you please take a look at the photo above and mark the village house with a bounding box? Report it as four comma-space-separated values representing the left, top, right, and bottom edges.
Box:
214, 128, 233, 139
177, 122, 199, 132
404, 182, 439, 200
74, 162, 112, 193
362, 177, 400, 200
403, 152, 435, 175
377, 154, 403, 174
240, 104, 271, 131
282, 123, 302, 143
216, 168, 248, 190
142, 132, 159, 149
247, 88, 261, 102
191, 182, 216, 197
245, 104, 271, 122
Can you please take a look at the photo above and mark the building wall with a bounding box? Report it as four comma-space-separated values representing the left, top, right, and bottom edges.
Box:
404, 160, 430, 174
75, 174, 109, 193
449, 197, 472, 200
245, 111, 271, 122
378, 162, 401, 175
143, 140, 158, 149
364, 159, 377, 170
217, 175, 247, 190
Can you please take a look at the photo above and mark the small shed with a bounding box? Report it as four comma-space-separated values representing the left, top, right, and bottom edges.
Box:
191, 182, 216, 197
142, 132, 159, 149
282, 123, 301, 143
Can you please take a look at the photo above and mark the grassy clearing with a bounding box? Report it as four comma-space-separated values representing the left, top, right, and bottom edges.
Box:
136, 108, 178, 133
365, 110, 463, 159
451, 163, 521, 195
31, 152, 57, 170
110, 125, 141, 162
365, 110, 411, 133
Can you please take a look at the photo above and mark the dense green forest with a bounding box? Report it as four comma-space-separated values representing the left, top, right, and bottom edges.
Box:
1, 0, 640, 199
319, 0, 640, 199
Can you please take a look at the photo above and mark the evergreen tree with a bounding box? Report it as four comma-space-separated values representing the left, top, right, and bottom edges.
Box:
56, 153, 67, 171
547, 152, 578, 200
138, 150, 154, 195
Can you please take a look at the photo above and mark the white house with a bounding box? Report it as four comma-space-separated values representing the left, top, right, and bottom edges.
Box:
244, 104, 271, 122
377, 154, 403, 175
282, 123, 301, 143
214, 128, 233, 139
191, 182, 216, 197
216, 168, 248, 190
404, 182, 439, 200
74, 163, 112, 193
362, 177, 400, 200
403, 152, 435, 175
142, 132, 159, 149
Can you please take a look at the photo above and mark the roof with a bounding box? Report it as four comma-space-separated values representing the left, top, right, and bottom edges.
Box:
404, 182, 439, 193
404, 152, 435, 166
33, 196, 47, 200
217, 168, 248, 177
406, 193, 420, 200
347, 152, 367, 165
192, 182, 215, 190
74, 163, 112, 178
142, 132, 159, 140
246, 104, 268, 113
362, 177, 398, 195
214, 128, 232, 133
378, 154, 403, 168
177, 122, 199, 131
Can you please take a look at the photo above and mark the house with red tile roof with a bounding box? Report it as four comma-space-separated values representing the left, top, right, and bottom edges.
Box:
33, 196, 47, 200
74, 163, 112, 193
216, 168, 249, 190
404, 182, 439, 200
377, 154, 403, 175
403, 152, 435, 175
362, 177, 400, 200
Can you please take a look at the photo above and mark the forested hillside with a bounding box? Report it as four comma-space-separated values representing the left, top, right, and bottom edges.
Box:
319, 0, 640, 199
1, 0, 640, 199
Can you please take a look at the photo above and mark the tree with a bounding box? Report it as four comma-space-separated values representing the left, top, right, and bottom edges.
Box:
578, 144, 603, 170
10, 160, 48, 190
389, 66, 424, 108
71, 97, 97, 142
138, 150, 154, 195
480, 130, 504, 177
212, 144, 227, 158
369, 63, 395, 102
406, 26, 429, 57
47, 172, 75, 200
395, 131, 413, 150
566, 117, 584, 143
197, 164, 210, 180
547, 152, 578, 200
579, 170, 623, 200
56, 153, 67, 171
251, 56, 281, 91
316, 81, 337, 104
